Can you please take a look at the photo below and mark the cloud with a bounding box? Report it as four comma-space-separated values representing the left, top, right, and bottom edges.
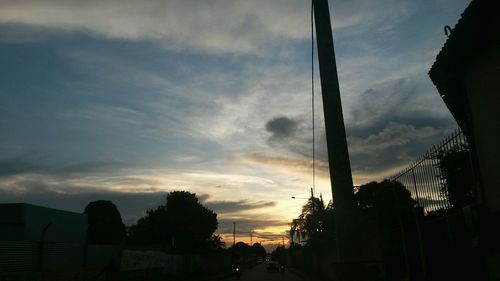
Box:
348, 123, 440, 153
251, 75, 458, 183
204, 200, 275, 214
0, 0, 416, 56
0, 171, 278, 225
266, 116, 299, 140
233, 153, 329, 180
217, 218, 287, 234
0, 153, 128, 178
0, 0, 310, 55
346, 77, 454, 133
0, 153, 288, 224
0, 181, 168, 225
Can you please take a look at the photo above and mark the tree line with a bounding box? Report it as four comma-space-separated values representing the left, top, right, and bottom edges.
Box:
287, 180, 416, 279
83, 190, 268, 258
84, 191, 222, 253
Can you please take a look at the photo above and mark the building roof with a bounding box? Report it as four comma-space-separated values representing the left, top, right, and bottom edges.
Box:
429, 0, 500, 131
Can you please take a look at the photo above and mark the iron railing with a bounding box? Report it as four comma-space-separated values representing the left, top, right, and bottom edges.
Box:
389, 130, 470, 214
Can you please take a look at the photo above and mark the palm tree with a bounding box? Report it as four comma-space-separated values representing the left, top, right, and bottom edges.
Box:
290, 195, 326, 243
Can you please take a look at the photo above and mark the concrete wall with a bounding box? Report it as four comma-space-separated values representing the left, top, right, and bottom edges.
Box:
465, 46, 500, 212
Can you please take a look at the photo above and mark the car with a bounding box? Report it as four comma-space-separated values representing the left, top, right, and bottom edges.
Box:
266, 261, 279, 272
266, 261, 286, 273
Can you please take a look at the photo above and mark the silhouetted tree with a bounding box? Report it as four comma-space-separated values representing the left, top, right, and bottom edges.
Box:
209, 234, 226, 250
251, 243, 267, 258
229, 241, 251, 265
271, 246, 286, 264
355, 180, 415, 208
84, 200, 125, 244
231, 242, 249, 254
354, 180, 416, 280
290, 195, 336, 255
290, 195, 326, 241
437, 145, 474, 207
127, 191, 218, 253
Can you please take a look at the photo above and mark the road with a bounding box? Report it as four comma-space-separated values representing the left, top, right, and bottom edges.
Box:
231, 263, 302, 281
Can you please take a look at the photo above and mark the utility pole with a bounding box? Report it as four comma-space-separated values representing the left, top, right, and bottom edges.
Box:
313, 0, 355, 261
233, 222, 236, 247
250, 230, 253, 245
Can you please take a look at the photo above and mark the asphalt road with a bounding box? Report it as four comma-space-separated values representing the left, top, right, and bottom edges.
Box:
231, 263, 302, 281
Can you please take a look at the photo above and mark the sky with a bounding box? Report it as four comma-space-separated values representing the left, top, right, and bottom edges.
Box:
0, 0, 471, 248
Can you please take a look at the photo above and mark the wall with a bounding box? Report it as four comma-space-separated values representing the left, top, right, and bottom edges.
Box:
465, 46, 500, 213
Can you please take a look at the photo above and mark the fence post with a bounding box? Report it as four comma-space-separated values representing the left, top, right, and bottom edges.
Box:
414, 209, 427, 280
411, 169, 421, 207
37, 222, 52, 272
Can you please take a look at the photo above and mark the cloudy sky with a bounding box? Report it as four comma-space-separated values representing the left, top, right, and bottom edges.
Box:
0, 0, 470, 247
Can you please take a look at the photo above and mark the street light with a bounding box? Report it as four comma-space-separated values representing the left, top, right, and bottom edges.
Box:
291, 188, 315, 200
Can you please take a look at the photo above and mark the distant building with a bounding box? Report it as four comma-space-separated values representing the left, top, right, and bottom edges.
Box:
0, 203, 88, 276
429, 0, 500, 213
0, 203, 87, 243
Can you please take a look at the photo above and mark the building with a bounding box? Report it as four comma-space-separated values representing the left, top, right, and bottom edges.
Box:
0, 203, 88, 276
429, 0, 499, 279
0, 203, 87, 243
429, 0, 500, 213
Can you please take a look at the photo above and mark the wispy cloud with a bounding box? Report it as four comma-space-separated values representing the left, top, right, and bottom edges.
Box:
0, 0, 309, 55
204, 200, 275, 214
0, 166, 279, 224
232, 153, 329, 180
0, 0, 416, 56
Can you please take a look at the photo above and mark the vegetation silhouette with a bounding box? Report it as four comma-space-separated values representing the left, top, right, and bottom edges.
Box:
288, 180, 416, 280
290, 195, 336, 255
229, 242, 266, 257
436, 145, 474, 208
84, 200, 126, 244
127, 191, 219, 253
271, 245, 287, 263
354, 180, 416, 280
229, 241, 266, 274
355, 180, 416, 224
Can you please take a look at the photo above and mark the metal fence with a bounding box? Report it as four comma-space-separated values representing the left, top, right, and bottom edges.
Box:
389, 130, 470, 214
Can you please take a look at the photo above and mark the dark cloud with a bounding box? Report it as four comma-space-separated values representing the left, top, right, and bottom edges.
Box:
263, 115, 321, 163
0, 153, 128, 178
204, 200, 275, 214
347, 123, 450, 176
257, 77, 458, 183
0, 166, 275, 229
265, 116, 299, 140
346, 77, 456, 138
0, 157, 39, 176
0, 183, 168, 225
341, 77, 457, 176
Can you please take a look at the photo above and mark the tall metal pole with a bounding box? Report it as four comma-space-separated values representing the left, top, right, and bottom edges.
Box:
233, 222, 236, 247
313, 0, 355, 261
